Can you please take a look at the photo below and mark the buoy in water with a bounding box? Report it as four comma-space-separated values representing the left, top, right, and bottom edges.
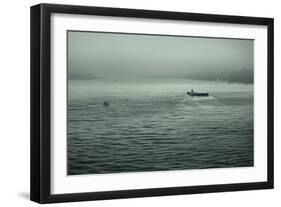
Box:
103, 101, 109, 106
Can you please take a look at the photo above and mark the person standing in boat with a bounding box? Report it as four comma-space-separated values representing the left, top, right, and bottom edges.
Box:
191, 89, 194, 95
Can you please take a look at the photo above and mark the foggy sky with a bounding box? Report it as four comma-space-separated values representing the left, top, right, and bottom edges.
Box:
68, 31, 253, 79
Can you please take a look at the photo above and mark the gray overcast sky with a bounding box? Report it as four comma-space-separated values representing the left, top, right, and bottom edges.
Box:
68, 31, 253, 79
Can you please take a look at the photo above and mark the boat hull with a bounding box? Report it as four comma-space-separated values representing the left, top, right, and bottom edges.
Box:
187, 92, 209, 97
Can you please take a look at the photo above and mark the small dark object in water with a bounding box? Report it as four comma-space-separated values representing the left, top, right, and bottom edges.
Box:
103, 101, 109, 106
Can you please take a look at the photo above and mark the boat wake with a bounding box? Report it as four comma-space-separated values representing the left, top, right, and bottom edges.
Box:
191, 95, 216, 101
181, 95, 224, 107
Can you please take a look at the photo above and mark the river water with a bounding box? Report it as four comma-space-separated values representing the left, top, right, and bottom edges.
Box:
67, 79, 253, 175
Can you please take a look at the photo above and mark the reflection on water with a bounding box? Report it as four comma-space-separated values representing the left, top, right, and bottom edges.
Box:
67, 79, 253, 175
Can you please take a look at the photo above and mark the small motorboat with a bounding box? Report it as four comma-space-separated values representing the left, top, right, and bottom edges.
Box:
187, 89, 209, 97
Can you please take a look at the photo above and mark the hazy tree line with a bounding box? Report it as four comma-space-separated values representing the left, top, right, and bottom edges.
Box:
186, 68, 253, 84
68, 68, 253, 84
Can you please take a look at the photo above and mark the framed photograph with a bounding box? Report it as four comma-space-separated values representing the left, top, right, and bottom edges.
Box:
30, 3, 274, 203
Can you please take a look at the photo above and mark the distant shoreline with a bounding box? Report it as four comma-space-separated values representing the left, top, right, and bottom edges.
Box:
184, 78, 253, 84
68, 77, 253, 85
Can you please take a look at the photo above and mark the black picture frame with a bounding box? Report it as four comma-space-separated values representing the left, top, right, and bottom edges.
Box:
30, 3, 274, 204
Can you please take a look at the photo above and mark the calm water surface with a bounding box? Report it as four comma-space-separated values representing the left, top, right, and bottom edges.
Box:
67, 79, 253, 175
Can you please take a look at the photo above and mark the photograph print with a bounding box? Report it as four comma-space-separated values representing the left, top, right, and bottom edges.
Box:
67, 31, 254, 175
